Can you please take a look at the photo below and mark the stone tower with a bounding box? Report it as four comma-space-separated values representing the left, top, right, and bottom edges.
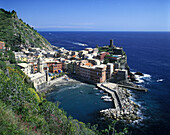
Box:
110, 39, 115, 48
37, 57, 44, 73
110, 40, 113, 46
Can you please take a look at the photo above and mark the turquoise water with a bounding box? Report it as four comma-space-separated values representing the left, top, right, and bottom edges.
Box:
46, 81, 113, 123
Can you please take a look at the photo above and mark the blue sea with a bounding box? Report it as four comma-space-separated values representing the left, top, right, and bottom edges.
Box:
40, 32, 170, 135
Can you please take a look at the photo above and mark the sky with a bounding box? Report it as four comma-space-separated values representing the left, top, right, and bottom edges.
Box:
0, 0, 170, 31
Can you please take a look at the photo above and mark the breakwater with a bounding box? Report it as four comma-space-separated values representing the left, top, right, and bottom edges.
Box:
118, 84, 148, 92
97, 83, 140, 121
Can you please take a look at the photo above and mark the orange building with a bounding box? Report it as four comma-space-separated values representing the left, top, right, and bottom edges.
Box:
30, 63, 38, 73
90, 65, 106, 83
46, 61, 62, 73
76, 61, 106, 83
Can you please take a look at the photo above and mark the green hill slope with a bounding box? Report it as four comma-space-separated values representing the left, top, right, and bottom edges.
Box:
0, 8, 52, 51
0, 65, 97, 135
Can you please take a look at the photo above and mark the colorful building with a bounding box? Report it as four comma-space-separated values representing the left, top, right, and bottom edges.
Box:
76, 61, 107, 83
90, 65, 106, 83
46, 61, 62, 73
99, 52, 109, 61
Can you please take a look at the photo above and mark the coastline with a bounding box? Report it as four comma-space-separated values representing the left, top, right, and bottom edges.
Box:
39, 75, 81, 93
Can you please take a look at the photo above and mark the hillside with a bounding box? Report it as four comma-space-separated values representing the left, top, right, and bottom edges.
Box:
0, 9, 52, 51
0, 61, 99, 135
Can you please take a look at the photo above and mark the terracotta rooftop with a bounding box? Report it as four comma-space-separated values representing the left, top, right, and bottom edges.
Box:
72, 55, 76, 58
85, 63, 93, 67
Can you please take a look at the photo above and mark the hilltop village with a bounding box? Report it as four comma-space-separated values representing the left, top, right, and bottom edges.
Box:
0, 40, 130, 91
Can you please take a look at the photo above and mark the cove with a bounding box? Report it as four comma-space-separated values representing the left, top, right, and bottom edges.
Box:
46, 81, 113, 123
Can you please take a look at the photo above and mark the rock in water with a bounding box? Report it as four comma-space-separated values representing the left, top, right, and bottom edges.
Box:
130, 73, 137, 82
135, 72, 144, 76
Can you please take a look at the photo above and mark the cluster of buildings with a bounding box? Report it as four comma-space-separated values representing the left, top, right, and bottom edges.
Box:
1, 40, 129, 91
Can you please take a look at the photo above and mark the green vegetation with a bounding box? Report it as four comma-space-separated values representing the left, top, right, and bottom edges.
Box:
98, 46, 111, 53
98, 46, 127, 65
0, 60, 6, 71
0, 50, 16, 65
103, 58, 110, 64
0, 65, 98, 135
0, 8, 52, 50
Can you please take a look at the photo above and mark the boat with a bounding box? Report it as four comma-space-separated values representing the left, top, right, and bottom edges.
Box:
104, 99, 112, 102
93, 87, 98, 90
80, 91, 83, 93
99, 90, 104, 93
96, 93, 100, 96
101, 96, 111, 99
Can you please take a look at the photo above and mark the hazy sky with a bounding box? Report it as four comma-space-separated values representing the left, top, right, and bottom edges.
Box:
1, 0, 170, 31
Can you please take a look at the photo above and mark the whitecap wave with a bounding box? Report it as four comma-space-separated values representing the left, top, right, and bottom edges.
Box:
143, 73, 151, 78
136, 79, 145, 84
134, 75, 144, 84
157, 79, 164, 82
72, 42, 88, 46
131, 71, 136, 74
132, 72, 151, 84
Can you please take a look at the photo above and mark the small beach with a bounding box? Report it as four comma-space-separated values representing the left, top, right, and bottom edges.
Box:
40, 75, 80, 93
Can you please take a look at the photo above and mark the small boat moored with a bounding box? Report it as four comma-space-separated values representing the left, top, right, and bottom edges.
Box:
104, 99, 112, 102
101, 96, 111, 99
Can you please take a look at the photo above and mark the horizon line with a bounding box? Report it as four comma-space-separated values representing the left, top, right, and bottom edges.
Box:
37, 30, 170, 32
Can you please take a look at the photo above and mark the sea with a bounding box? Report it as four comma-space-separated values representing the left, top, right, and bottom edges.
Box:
40, 31, 170, 135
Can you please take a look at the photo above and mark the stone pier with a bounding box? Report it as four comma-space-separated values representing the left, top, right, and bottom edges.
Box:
97, 82, 140, 121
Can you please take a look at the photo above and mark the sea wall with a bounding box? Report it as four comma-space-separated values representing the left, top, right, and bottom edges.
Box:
97, 83, 140, 122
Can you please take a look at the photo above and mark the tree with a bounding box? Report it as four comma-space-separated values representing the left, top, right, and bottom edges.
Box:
0, 52, 2, 57
103, 58, 109, 64
96, 44, 99, 48
0, 61, 6, 71
8, 51, 16, 64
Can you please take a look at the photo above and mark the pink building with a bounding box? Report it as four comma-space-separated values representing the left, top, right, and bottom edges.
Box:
99, 52, 109, 61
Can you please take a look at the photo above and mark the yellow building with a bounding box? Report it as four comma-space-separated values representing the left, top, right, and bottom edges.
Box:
19, 57, 28, 62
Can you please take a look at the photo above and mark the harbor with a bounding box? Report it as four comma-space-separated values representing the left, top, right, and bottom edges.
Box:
97, 83, 140, 121
45, 81, 113, 124
43, 77, 142, 122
